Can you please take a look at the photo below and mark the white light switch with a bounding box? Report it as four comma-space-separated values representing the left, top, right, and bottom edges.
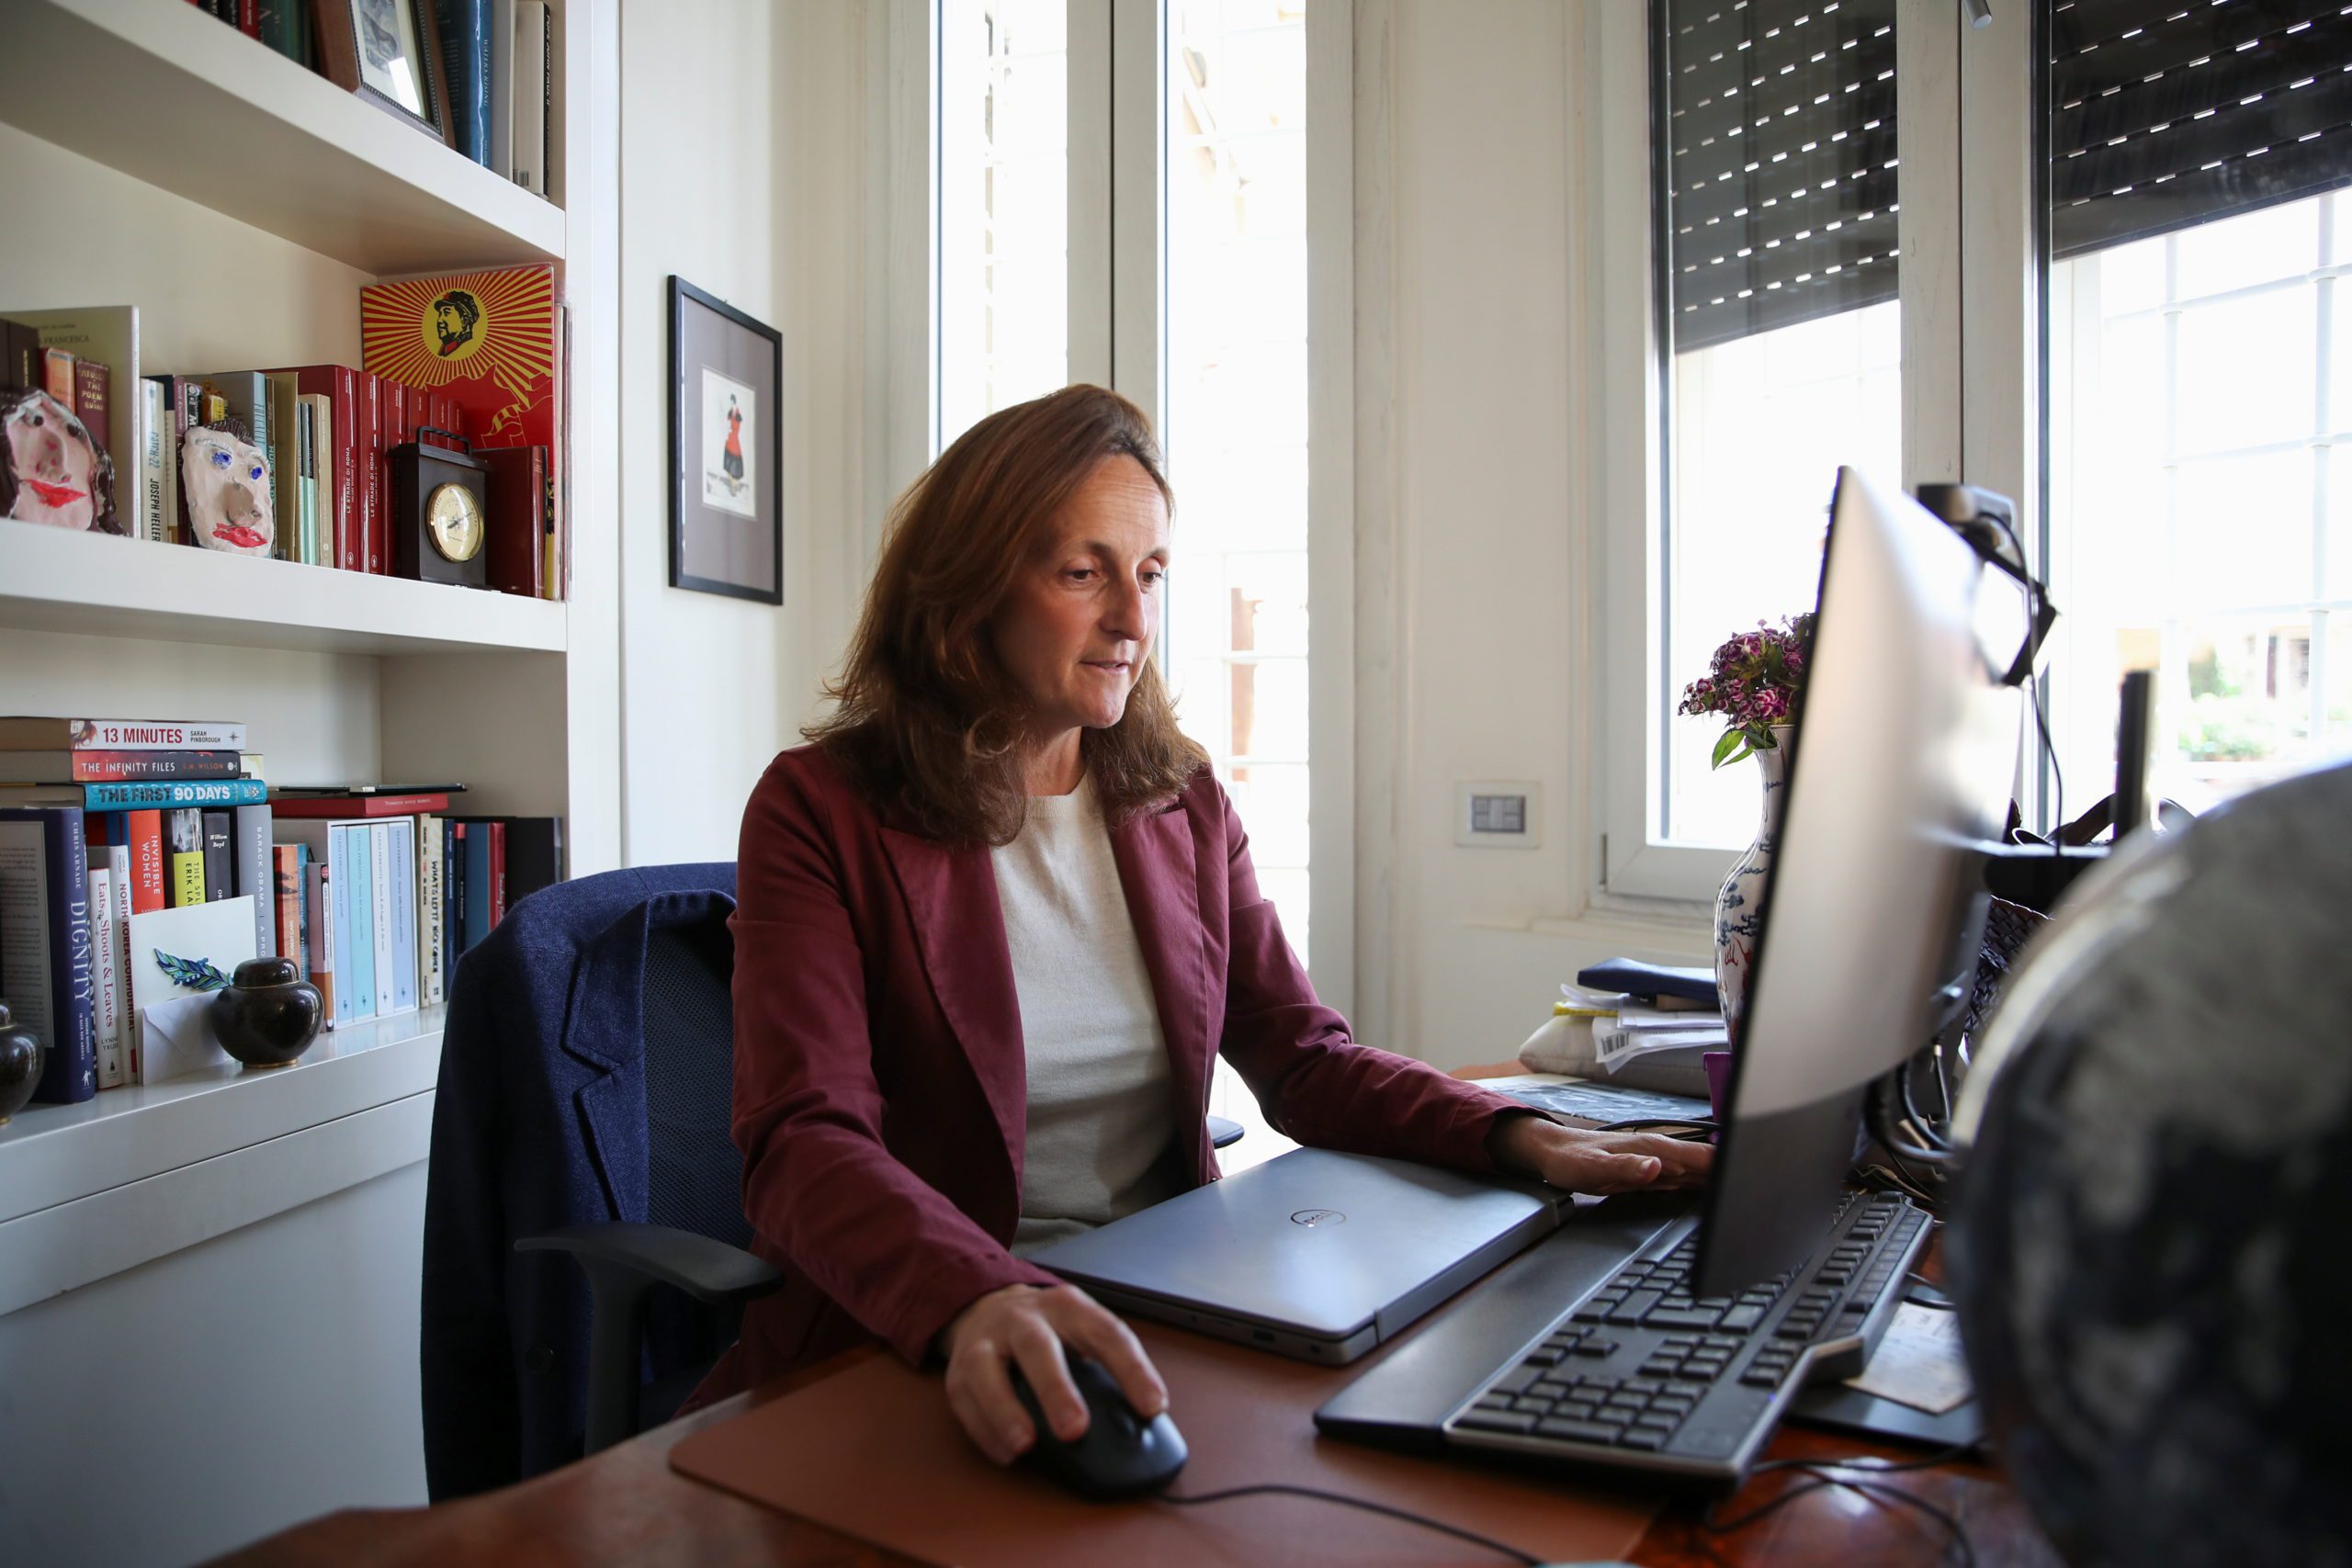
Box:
1454, 780, 1541, 848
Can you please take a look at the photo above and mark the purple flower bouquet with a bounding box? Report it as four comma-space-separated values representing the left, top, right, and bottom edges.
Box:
1678, 613, 1815, 768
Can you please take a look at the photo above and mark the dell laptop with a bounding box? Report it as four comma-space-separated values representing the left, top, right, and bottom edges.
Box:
1026, 1146, 1574, 1364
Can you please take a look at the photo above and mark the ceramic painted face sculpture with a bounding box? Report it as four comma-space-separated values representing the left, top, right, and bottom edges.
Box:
183, 426, 275, 555
3, 388, 105, 531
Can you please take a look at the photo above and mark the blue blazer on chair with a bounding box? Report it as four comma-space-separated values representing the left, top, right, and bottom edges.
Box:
420, 862, 737, 1501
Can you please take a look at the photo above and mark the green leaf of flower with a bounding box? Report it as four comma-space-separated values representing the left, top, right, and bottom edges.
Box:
1711, 728, 1749, 769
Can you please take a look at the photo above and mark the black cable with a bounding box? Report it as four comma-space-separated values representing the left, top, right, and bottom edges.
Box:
1896, 1059, 1953, 1152
1160, 1483, 1541, 1565
1707, 1443, 1983, 1566
2030, 667, 2064, 854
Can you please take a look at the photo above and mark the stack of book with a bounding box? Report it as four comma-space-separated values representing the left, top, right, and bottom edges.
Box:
0, 717, 565, 1107
1, 717, 273, 1098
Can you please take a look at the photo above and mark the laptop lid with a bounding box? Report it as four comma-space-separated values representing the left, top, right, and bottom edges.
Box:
1029, 1148, 1570, 1351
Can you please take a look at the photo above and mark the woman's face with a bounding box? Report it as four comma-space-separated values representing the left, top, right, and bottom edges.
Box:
992, 456, 1170, 740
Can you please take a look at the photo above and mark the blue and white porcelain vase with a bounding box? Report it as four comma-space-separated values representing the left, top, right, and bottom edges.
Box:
1713, 725, 1792, 1042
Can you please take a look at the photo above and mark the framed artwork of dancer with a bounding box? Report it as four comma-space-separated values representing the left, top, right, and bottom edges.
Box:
669, 277, 783, 604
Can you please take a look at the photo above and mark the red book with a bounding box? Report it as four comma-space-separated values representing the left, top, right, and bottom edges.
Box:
0, 750, 243, 784
488, 820, 506, 929
258, 366, 360, 570
105, 809, 166, 914
359, 267, 558, 455
364, 372, 387, 574
382, 378, 408, 460
72, 358, 110, 463
270, 793, 451, 818
480, 446, 546, 598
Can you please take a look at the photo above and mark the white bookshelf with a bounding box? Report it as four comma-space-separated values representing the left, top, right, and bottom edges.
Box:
0, 0, 565, 273
0, 1, 618, 1557
2, 520, 569, 655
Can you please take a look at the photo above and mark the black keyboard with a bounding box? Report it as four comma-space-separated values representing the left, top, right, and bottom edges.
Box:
1444, 1190, 1929, 1481
1316, 1189, 1933, 1487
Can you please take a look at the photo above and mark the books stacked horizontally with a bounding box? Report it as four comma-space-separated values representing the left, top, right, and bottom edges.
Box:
1, 716, 276, 1100
271, 789, 563, 1035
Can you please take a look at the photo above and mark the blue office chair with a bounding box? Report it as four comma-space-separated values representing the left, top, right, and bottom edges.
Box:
422, 863, 778, 1491
514, 913, 786, 1455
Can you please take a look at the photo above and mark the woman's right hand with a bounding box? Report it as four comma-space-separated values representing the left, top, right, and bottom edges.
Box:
939, 1281, 1169, 1465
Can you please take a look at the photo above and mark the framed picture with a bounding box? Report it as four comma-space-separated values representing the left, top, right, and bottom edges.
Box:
669, 278, 784, 604
313, 0, 454, 148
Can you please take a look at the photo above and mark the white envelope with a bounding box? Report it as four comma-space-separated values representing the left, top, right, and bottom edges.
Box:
126, 897, 257, 1085
139, 992, 232, 1086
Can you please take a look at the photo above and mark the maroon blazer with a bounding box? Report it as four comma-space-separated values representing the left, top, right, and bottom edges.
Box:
690, 744, 1530, 1404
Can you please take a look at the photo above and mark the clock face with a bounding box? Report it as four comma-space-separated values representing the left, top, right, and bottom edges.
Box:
424, 482, 485, 563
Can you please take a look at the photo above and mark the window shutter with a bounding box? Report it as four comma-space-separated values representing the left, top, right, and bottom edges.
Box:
2052, 0, 2352, 259
1658, 0, 1903, 355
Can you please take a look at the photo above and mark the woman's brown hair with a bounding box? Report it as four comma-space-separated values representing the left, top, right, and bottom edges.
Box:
806, 384, 1207, 844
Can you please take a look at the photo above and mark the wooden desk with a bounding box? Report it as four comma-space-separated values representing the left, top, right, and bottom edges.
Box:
219, 1068, 2060, 1565
217, 1287, 2059, 1568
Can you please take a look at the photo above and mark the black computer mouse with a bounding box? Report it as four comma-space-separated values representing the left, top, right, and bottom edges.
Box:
1007, 1354, 1188, 1501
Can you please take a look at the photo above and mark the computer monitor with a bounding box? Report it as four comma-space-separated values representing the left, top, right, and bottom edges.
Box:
1691, 467, 2024, 1300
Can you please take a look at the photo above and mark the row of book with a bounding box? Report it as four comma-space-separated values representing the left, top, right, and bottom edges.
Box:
187, 0, 556, 199
0, 717, 563, 1106
435, 0, 557, 196
4, 268, 569, 599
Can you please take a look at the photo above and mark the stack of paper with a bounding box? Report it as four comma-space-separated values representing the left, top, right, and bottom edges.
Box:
1592, 1002, 1729, 1069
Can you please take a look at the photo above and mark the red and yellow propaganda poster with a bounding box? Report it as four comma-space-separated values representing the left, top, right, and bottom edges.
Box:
359, 265, 558, 450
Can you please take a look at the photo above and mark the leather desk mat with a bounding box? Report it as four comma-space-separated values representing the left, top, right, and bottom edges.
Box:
670, 1318, 1658, 1567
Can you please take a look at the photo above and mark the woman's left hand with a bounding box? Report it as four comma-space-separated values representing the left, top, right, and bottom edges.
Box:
1487, 1113, 1713, 1196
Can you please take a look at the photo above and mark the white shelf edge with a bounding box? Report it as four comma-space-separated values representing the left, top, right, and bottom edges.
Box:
1, 521, 567, 656
0, 1005, 445, 1226
0, 1091, 435, 1317
0, 0, 564, 273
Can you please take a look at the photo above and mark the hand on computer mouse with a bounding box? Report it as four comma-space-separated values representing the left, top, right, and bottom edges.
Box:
1006, 1354, 1189, 1500
1489, 1117, 1713, 1195
939, 1280, 1168, 1465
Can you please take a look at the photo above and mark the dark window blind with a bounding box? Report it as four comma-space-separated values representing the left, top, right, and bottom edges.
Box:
1657, 0, 1902, 354
2052, 0, 2352, 259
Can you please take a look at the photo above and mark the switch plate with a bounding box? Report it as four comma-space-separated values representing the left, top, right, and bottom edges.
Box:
1454, 780, 1541, 848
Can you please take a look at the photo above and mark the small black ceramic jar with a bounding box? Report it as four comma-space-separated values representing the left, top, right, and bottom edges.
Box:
209, 957, 324, 1071
0, 1000, 41, 1122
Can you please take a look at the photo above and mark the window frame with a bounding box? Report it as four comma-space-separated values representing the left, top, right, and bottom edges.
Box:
907, 0, 1355, 1010
1592, 0, 2024, 906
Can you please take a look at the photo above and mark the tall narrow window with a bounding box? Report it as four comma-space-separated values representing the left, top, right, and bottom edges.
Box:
939, 0, 1070, 446
1656, 0, 1903, 851
1162, 0, 1312, 960
2042, 2, 2352, 814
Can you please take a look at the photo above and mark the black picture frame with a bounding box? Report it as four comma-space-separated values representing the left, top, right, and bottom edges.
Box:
669, 278, 784, 604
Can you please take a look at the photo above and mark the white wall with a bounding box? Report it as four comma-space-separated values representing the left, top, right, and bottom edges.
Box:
1351, 1, 1711, 1070
616, 0, 870, 867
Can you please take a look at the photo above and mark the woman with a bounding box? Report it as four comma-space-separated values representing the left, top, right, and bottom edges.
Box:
693, 386, 1708, 1462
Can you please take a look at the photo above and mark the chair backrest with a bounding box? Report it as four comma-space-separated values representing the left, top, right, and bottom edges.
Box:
640, 918, 751, 1252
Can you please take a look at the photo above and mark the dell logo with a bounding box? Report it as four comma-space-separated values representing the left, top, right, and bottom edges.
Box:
1290, 1208, 1346, 1227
